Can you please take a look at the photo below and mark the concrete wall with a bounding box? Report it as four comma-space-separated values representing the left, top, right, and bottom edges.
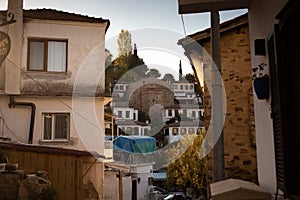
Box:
123, 175, 132, 200
203, 21, 257, 183
137, 172, 152, 200
248, 0, 288, 194
104, 170, 119, 200
21, 19, 106, 95
0, 95, 105, 154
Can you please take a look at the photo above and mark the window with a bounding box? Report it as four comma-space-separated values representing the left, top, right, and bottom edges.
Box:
119, 85, 124, 91
133, 127, 139, 135
125, 111, 130, 118
28, 39, 67, 72
188, 128, 194, 134
180, 85, 183, 90
180, 128, 186, 134
172, 128, 178, 135
168, 109, 172, 117
182, 110, 187, 117
43, 113, 70, 141
117, 111, 122, 118
192, 111, 196, 118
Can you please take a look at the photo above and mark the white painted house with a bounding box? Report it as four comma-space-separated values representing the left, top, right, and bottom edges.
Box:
0, 0, 110, 155
178, 0, 300, 198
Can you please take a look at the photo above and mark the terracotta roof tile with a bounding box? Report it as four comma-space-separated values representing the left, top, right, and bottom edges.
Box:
1, 9, 110, 32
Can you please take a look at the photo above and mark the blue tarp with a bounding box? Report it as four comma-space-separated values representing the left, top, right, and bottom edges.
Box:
113, 136, 156, 153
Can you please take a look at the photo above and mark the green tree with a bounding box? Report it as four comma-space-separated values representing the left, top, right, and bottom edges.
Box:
162, 73, 175, 83
184, 73, 196, 83
184, 73, 204, 97
146, 68, 161, 78
105, 48, 113, 67
105, 30, 150, 91
166, 132, 208, 198
117, 29, 132, 56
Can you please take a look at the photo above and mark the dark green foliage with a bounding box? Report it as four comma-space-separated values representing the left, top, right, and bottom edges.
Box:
38, 187, 57, 200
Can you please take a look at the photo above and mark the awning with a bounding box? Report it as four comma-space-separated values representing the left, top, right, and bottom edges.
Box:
151, 172, 167, 181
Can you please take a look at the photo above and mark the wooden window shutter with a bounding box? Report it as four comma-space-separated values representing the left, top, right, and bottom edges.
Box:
268, 24, 287, 193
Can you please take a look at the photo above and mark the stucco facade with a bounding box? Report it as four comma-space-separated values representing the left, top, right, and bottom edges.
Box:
0, 1, 109, 154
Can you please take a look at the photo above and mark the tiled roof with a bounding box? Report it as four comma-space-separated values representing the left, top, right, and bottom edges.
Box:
178, 13, 248, 46
1, 9, 110, 32
164, 120, 204, 128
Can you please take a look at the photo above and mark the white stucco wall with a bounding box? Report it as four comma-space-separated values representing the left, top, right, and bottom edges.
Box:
123, 176, 132, 200
20, 20, 106, 94
137, 172, 152, 200
104, 170, 119, 200
0, 95, 105, 154
248, 0, 288, 194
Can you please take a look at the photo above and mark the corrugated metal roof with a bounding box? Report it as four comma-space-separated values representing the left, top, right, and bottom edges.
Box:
151, 172, 167, 181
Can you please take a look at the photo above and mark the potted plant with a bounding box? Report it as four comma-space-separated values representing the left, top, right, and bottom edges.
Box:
252, 63, 269, 100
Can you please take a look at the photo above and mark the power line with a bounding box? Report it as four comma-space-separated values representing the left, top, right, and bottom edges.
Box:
5, 58, 102, 132
181, 14, 187, 37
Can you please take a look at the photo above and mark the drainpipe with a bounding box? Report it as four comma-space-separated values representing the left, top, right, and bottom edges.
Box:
8, 96, 36, 144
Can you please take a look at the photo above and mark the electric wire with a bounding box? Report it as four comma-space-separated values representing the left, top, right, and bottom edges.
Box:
0, 107, 27, 143
181, 14, 187, 37
5, 58, 102, 132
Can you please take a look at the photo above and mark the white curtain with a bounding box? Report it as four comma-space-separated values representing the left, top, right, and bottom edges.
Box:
29, 41, 45, 70
48, 41, 66, 72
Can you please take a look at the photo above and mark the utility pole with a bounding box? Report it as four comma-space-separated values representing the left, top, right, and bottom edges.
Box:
211, 10, 224, 182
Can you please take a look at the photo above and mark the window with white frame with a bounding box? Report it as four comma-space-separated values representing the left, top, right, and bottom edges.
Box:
125, 111, 130, 118
168, 109, 172, 117
43, 113, 70, 141
192, 111, 196, 118
28, 39, 67, 72
117, 111, 122, 118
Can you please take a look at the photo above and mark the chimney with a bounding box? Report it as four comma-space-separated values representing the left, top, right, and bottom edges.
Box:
5, 0, 23, 94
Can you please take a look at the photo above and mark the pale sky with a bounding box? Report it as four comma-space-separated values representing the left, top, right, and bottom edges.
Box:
0, 0, 247, 79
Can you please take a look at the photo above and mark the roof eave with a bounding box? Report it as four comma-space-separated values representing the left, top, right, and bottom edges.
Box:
178, 0, 251, 14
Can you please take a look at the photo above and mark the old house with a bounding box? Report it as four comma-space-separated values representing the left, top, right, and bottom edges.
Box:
178, 0, 300, 198
0, 0, 110, 199
179, 13, 257, 183
0, 0, 110, 154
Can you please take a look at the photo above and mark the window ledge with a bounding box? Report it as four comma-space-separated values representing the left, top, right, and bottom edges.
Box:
22, 71, 72, 80
38, 139, 73, 146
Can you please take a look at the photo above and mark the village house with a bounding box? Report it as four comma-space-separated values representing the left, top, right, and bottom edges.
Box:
0, 0, 110, 199
178, 0, 300, 198
0, 0, 110, 154
110, 71, 204, 142
179, 13, 257, 184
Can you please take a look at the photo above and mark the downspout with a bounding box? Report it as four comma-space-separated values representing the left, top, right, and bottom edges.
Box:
8, 96, 36, 144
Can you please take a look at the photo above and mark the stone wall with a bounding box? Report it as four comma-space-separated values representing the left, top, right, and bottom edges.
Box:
129, 83, 174, 113
202, 21, 257, 183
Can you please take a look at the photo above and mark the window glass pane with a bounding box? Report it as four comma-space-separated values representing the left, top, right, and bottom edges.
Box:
126, 111, 130, 118
133, 127, 139, 135
118, 111, 122, 118
29, 41, 45, 70
54, 114, 69, 139
43, 114, 52, 140
172, 128, 178, 135
48, 41, 67, 72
